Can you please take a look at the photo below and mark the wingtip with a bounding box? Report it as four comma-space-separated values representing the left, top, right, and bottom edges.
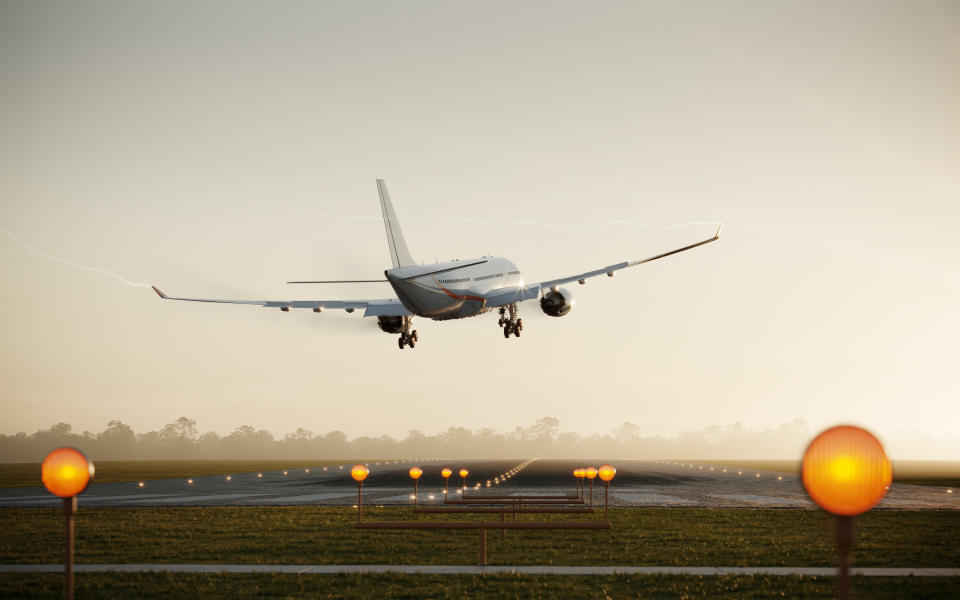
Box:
714, 224, 723, 239
151, 285, 167, 299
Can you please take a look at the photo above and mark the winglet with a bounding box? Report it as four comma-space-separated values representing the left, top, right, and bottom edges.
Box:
152, 286, 168, 299
714, 223, 723, 239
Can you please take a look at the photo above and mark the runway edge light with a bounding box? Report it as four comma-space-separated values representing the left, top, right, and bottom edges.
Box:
802, 424, 891, 600
41, 447, 95, 600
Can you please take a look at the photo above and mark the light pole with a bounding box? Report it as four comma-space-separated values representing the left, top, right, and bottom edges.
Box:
441, 468, 452, 496
802, 425, 891, 600
459, 468, 469, 494
351, 464, 369, 523
409, 467, 423, 509
41, 447, 95, 600
598, 464, 616, 522
586, 467, 598, 507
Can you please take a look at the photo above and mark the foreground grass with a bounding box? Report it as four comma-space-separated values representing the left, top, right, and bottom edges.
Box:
694, 459, 960, 488
1, 507, 957, 567
1, 572, 959, 599
0, 460, 363, 488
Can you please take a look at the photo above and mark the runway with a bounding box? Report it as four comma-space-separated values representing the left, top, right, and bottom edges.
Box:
1, 459, 956, 509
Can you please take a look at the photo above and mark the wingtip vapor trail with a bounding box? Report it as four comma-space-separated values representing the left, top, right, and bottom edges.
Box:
0, 225, 151, 288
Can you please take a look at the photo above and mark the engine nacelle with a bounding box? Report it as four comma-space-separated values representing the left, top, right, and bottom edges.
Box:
540, 287, 574, 317
377, 316, 404, 333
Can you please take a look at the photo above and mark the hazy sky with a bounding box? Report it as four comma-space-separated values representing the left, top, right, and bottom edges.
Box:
1, 1, 958, 458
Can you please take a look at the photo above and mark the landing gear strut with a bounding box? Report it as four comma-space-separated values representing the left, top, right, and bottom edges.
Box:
498, 304, 522, 339
398, 316, 418, 350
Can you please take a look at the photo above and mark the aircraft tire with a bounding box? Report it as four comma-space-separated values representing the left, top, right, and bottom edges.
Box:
503, 325, 511, 338
398, 337, 405, 349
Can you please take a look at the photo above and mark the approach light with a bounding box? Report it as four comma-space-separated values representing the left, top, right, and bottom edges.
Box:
598, 464, 616, 482
409, 467, 423, 480
305, 469, 310, 473
257, 473, 263, 478
351, 464, 369, 482
226, 476, 232, 481
138, 482, 144, 488
586, 467, 598, 480
802, 425, 891, 516
283, 471, 288, 475
778, 476, 783, 481
441, 468, 452, 479
42, 447, 94, 498
187, 479, 193, 485
459, 469, 469, 478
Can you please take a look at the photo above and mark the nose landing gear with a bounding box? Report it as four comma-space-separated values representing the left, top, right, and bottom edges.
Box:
498, 304, 523, 339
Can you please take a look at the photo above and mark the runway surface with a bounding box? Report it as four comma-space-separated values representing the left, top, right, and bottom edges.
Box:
1, 459, 956, 509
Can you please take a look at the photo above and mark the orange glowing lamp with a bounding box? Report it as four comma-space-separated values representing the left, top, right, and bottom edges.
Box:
802, 425, 891, 516
351, 464, 369, 482
459, 469, 469, 478
586, 467, 598, 480
441, 468, 452, 479
409, 467, 423, 480
598, 464, 616, 482
42, 447, 94, 498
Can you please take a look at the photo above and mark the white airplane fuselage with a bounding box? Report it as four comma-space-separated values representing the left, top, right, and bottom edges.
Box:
386, 256, 522, 320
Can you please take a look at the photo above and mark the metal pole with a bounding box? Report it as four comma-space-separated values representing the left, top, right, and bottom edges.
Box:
414, 480, 418, 510
835, 516, 856, 600
357, 482, 363, 524
63, 496, 76, 600
589, 478, 594, 507
603, 483, 608, 522
479, 527, 486, 566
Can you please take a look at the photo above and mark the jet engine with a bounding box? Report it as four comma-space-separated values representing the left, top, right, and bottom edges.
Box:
539, 287, 574, 317
377, 316, 404, 333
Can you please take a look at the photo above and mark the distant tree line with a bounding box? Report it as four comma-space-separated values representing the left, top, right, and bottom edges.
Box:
0, 416, 814, 462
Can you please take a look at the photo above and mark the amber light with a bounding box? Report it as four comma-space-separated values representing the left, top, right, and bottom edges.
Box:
441, 468, 452, 479
598, 464, 616, 482
802, 425, 891, 516
42, 447, 94, 498
409, 467, 423, 480
459, 469, 469, 478
351, 464, 369, 482
586, 467, 598, 480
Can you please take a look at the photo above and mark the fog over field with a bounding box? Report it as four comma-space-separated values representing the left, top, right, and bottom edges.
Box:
2, 416, 956, 463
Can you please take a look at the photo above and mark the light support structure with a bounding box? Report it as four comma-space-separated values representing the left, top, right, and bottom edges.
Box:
801, 425, 891, 600
41, 447, 94, 600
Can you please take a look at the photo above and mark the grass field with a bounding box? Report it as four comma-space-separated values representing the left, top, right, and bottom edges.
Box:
0, 460, 356, 488
2, 507, 957, 598
695, 459, 960, 488
1, 507, 957, 567
2, 572, 958, 599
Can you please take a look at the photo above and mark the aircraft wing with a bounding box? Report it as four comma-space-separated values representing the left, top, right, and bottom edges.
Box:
151, 286, 411, 317
484, 225, 721, 308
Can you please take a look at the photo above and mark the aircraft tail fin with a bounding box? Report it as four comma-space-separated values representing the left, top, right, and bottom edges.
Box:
377, 179, 416, 268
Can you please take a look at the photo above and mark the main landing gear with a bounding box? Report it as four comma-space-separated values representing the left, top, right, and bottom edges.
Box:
498, 304, 523, 339
398, 316, 418, 350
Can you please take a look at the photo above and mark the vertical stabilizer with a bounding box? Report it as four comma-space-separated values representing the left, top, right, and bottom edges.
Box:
377, 179, 416, 268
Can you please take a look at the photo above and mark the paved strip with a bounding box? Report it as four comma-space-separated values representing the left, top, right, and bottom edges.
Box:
1, 564, 957, 576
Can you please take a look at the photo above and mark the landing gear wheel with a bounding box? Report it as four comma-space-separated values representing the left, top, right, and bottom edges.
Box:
503, 324, 512, 338
516, 319, 523, 332
398, 336, 405, 350
412, 330, 418, 342
514, 327, 521, 338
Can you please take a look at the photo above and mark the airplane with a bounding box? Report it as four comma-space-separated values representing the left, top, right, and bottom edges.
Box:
153, 180, 720, 349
